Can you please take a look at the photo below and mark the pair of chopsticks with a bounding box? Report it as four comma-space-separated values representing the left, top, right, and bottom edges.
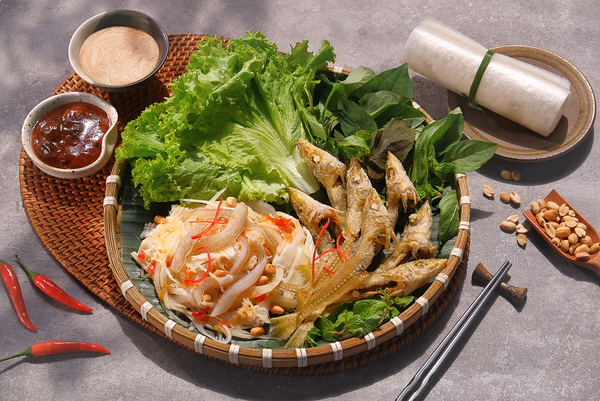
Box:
396, 260, 513, 401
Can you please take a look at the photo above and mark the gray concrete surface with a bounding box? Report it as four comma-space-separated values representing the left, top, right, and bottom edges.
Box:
1, 1, 599, 400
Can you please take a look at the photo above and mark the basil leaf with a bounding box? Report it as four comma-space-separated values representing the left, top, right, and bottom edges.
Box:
348, 63, 413, 101
433, 162, 456, 184
342, 66, 376, 93
441, 140, 498, 173
438, 190, 460, 244
337, 97, 378, 136
429, 107, 464, 157
359, 90, 406, 114
339, 130, 371, 161
373, 103, 425, 128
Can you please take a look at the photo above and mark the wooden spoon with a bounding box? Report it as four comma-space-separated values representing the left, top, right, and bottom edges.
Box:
522, 189, 600, 276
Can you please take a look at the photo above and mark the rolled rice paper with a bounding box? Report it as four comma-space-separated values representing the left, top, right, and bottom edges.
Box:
400, 18, 571, 136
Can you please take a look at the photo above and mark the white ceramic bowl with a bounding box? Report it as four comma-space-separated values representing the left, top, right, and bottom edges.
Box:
22, 92, 119, 179
68, 10, 169, 92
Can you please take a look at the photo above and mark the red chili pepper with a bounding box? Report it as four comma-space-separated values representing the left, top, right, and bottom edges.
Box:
15, 255, 92, 313
0, 259, 37, 331
0, 341, 110, 362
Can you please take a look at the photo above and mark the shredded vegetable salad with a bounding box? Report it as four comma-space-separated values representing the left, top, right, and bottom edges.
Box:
132, 196, 313, 343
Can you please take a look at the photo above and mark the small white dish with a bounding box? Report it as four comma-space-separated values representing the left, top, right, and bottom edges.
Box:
22, 92, 119, 179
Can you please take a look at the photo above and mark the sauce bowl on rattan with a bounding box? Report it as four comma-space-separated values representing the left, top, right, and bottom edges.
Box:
21, 92, 119, 179
68, 9, 169, 92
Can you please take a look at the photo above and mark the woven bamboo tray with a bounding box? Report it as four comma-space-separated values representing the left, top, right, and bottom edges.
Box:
20, 34, 470, 374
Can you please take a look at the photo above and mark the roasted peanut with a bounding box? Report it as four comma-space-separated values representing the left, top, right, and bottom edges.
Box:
559, 203, 570, 216
544, 222, 557, 238
483, 184, 495, 197
250, 326, 265, 336
256, 275, 269, 286
555, 226, 571, 238
516, 222, 531, 234
500, 221, 517, 231
264, 263, 277, 276
530, 201, 541, 214
154, 215, 167, 224
500, 170, 512, 180
500, 192, 510, 204
511, 171, 521, 181
270, 305, 285, 315
510, 191, 521, 205
507, 214, 520, 224
517, 234, 527, 247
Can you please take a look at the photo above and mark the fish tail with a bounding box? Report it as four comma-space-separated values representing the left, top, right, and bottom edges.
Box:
284, 321, 314, 349
269, 312, 303, 341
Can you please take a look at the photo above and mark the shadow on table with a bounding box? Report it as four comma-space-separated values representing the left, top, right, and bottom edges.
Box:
115, 280, 467, 401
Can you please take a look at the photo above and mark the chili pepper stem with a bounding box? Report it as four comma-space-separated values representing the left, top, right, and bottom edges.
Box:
0, 347, 32, 362
14, 255, 37, 281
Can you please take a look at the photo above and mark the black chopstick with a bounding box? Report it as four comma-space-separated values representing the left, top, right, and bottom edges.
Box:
396, 260, 513, 401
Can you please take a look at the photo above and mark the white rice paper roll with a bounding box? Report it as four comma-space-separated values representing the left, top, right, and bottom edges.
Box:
400, 18, 571, 137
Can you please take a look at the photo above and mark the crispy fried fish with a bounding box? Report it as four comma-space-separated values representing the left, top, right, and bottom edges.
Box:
296, 138, 348, 213
386, 152, 420, 228
340, 258, 447, 302
269, 188, 391, 348
376, 201, 436, 273
343, 158, 373, 242
288, 187, 344, 252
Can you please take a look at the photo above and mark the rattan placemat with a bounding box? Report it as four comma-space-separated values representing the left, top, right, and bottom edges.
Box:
18, 34, 468, 375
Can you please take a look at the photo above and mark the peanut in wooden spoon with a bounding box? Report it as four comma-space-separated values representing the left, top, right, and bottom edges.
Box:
522, 189, 600, 276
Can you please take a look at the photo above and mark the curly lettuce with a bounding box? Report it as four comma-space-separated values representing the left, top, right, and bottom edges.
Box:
116, 32, 336, 208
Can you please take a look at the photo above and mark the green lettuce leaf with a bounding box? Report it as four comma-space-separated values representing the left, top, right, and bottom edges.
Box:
116, 32, 336, 208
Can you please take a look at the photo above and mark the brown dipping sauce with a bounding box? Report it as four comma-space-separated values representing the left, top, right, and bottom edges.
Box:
31, 102, 110, 169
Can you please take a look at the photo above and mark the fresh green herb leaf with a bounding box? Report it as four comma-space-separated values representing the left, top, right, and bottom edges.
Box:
348, 63, 413, 101
441, 140, 499, 173
338, 130, 372, 161
337, 97, 378, 136
438, 189, 460, 243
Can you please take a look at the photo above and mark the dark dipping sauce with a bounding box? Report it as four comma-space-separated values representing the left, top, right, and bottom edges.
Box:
31, 102, 110, 169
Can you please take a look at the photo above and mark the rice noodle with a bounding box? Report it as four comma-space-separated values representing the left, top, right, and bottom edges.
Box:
210, 251, 267, 317
132, 197, 313, 343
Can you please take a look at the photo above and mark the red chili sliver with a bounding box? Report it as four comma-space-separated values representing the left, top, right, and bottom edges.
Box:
182, 247, 211, 286
0, 260, 37, 331
192, 306, 211, 322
